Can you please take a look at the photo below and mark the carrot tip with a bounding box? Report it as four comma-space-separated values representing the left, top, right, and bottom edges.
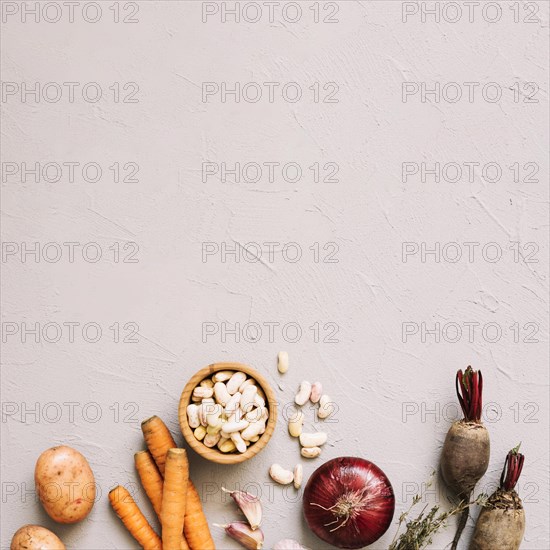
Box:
141, 415, 159, 426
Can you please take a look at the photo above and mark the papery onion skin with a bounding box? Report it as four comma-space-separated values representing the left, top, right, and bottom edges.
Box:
303, 457, 395, 549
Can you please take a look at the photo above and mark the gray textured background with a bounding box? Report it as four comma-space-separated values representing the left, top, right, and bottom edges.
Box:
1, 1, 549, 549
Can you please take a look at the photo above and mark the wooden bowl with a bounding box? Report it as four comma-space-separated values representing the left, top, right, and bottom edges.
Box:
179, 362, 278, 464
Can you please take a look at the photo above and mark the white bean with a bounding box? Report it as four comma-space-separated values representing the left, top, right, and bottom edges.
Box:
186, 404, 200, 428
277, 351, 289, 373
257, 386, 266, 401
245, 408, 263, 423
288, 409, 304, 438
254, 393, 265, 409
218, 438, 237, 453
206, 421, 223, 435
269, 464, 294, 485
318, 394, 334, 419
293, 464, 303, 489
214, 382, 231, 406
200, 378, 214, 389
239, 378, 256, 392
295, 381, 312, 406
225, 392, 241, 416
231, 432, 247, 453
206, 403, 223, 426
221, 419, 249, 435
310, 382, 322, 404
227, 371, 247, 394
193, 386, 214, 399
198, 398, 214, 426
300, 432, 327, 448
212, 370, 235, 383
226, 408, 242, 423
194, 425, 206, 441
204, 432, 221, 448
240, 385, 258, 413
241, 420, 265, 440
301, 447, 321, 459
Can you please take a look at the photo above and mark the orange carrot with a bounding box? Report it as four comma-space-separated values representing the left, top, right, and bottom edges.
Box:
141, 415, 177, 475
161, 449, 189, 549
184, 481, 216, 550
140, 416, 192, 549
135, 450, 164, 519
109, 485, 162, 550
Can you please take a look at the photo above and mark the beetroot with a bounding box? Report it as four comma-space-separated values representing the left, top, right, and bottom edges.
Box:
440, 367, 490, 550
470, 446, 525, 550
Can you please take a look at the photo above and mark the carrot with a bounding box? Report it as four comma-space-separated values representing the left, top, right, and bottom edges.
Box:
135, 450, 164, 519
161, 449, 189, 549
133, 452, 190, 550
140, 416, 201, 550
109, 485, 162, 550
141, 415, 177, 475
184, 481, 216, 550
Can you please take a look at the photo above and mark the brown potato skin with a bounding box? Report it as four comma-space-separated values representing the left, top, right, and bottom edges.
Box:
10, 524, 65, 550
35, 445, 95, 523
470, 507, 525, 550
441, 420, 490, 496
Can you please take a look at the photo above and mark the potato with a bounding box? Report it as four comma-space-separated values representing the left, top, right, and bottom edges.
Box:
35, 445, 95, 523
10, 524, 65, 550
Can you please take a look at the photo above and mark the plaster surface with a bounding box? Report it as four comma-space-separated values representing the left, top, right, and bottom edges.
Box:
1, 2, 548, 549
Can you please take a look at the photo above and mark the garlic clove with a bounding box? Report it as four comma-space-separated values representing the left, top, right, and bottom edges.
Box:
273, 540, 310, 550
222, 487, 262, 529
215, 521, 264, 550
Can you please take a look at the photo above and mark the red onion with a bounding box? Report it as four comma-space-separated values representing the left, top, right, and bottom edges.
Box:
303, 457, 395, 549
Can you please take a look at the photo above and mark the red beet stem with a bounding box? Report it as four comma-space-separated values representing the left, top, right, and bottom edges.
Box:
456, 366, 483, 422
500, 445, 525, 491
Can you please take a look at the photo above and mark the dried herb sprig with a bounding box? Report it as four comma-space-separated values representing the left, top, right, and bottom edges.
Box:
388, 476, 484, 550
